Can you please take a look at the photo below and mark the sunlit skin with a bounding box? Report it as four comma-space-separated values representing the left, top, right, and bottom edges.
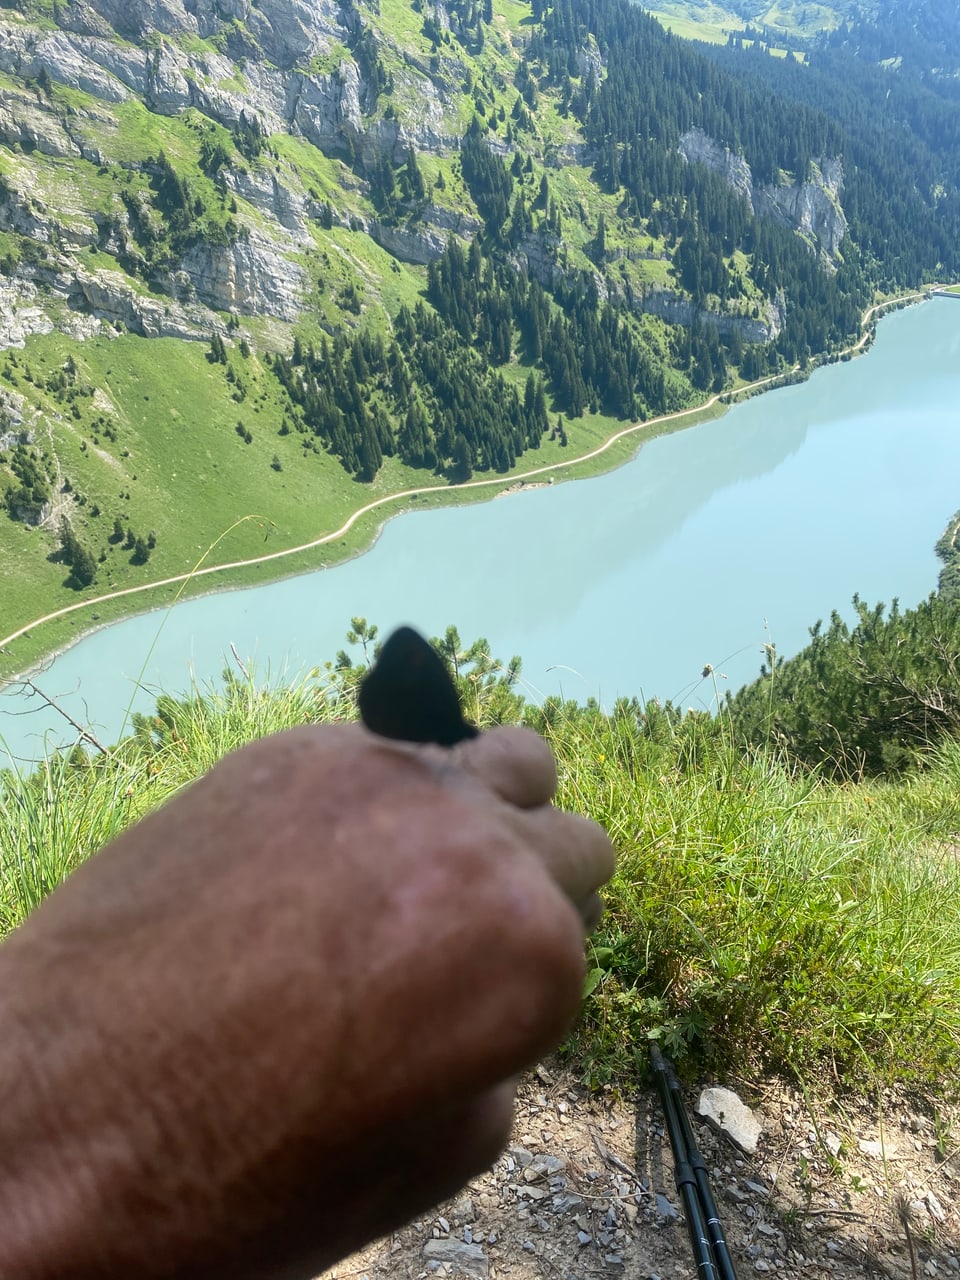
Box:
0, 723, 614, 1280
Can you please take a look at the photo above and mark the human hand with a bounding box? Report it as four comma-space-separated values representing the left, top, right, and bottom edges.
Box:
0, 723, 614, 1280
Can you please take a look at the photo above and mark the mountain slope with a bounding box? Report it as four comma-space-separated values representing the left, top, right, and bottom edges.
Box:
0, 0, 957, 675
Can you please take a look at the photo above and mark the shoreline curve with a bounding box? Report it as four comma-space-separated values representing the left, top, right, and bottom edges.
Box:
0, 289, 927, 683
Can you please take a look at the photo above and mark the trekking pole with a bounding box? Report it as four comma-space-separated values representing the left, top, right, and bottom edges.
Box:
650, 1042, 738, 1280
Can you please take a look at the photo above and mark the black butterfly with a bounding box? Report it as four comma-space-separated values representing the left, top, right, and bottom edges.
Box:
358, 626, 479, 747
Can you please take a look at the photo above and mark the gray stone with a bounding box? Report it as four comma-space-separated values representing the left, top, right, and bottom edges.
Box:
857, 1139, 887, 1159
655, 1193, 681, 1223
552, 1194, 585, 1215
422, 1239, 488, 1279
450, 1198, 476, 1225
696, 1088, 763, 1155
927, 1192, 946, 1222
822, 1131, 842, 1158
523, 1154, 567, 1182
507, 1145, 534, 1168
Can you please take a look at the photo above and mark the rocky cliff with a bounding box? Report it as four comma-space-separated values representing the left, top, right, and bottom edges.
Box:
0, 0, 468, 338
679, 127, 848, 266
0, 0, 857, 351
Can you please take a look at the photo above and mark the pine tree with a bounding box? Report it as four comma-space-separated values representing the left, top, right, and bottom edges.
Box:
73, 544, 96, 587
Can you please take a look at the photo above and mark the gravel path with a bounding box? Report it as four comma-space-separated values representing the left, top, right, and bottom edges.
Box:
324, 1060, 959, 1280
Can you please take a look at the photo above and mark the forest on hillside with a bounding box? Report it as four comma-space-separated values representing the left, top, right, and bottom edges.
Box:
4, 0, 960, 625
247, 0, 960, 487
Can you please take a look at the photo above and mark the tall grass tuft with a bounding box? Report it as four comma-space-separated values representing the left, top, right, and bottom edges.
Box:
0, 665, 350, 934
0, 748, 147, 934
533, 698, 960, 1087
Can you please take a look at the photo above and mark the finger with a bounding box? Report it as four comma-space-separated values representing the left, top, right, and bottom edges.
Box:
453, 726, 557, 808
578, 890, 607, 935
510, 805, 616, 918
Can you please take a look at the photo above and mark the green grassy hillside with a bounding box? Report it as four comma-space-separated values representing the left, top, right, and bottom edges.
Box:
647, 0, 863, 44
3, 0, 960, 682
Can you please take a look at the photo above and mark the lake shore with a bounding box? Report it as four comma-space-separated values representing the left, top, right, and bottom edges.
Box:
0, 287, 932, 688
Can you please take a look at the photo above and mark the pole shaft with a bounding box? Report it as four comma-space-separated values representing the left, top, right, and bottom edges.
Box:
665, 1060, 738, 1280
650, 1044, 719, 1280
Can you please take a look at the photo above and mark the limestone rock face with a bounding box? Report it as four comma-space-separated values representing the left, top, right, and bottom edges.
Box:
246, 0, 342, 67
293, 62, 364, 157
55, 1, 116, 38
679, 127, 848, 265
755, 157, 847, 259
0, 280, 56, 348
0, 386, 28, 434
85, 0, 200, 41
8, 496, 52, 525
178, 234, 306, 320
0, 89, 84, 159
61, 37, 149, 98
369, 219, 448, 265
358, 203, 482, 264
0, 0, 848, 360
144, 42, 192, 113
0, 26, 131, 103
223, 169, 311, 241
515, 230, 565, 290
679, 127, 754, 207
638, 286, 786, 344
67, 265, 215, 338
0, 180, 55, 244
191, 59, 288, 132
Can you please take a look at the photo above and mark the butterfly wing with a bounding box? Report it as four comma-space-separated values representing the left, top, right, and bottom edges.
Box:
358, 626, 479, 747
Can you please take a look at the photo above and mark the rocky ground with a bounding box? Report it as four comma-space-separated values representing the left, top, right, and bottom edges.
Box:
324, 1059, 960, 1280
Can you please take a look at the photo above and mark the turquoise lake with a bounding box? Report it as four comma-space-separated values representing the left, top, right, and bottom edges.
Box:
2, 297, 959, 761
